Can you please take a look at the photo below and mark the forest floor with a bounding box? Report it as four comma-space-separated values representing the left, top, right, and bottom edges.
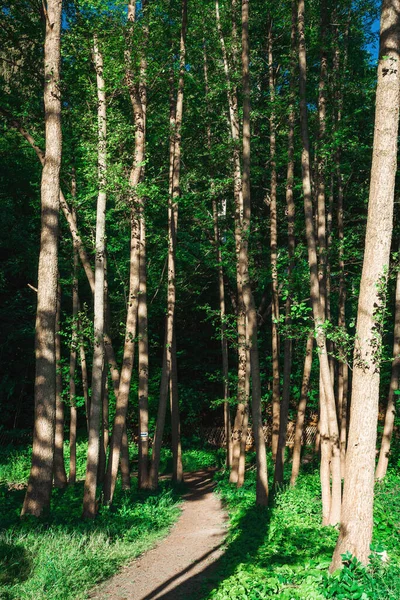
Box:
89, 469, 228, 600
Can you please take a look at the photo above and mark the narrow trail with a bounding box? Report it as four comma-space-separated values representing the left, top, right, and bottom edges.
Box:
89, 469, 227, 600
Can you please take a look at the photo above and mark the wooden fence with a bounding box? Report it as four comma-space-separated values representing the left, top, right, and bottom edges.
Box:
202, 422, 318, 449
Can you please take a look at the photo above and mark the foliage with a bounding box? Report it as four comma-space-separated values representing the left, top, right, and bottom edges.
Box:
201, 464, 400, 600
0, 442, 183, 600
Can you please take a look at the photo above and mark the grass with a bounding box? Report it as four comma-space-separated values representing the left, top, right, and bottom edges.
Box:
202, 454, 400, 600
0, 441, 220, 600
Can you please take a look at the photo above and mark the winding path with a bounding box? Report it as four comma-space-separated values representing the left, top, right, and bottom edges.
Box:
90, 469, 227, 600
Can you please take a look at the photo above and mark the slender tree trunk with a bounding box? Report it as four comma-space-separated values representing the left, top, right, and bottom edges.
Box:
69, 202, 78, 484
334, 14, 350, 478
290, 332, 313, 486
376, 248, 400, 480
297, 0, 341, 525
331, 0, 400, 568
316, 0, 333, 524
83, 34, 107, 518
79, 321, 90, 435
103, 0, 149, 503
241, 0, 268, 506
203, 39, 231, 469
53, 282, 67, 488
275, 1, 297, 486
138, 216, 150, 488
215, 0, 247, 484
103, 216, 139, 503
237, 341, 250, 487
150, 0, 187, 489
267, 20, 280, 463
21, 0, 62, 517
170, 330, 183, 483
120, 426, 131, 490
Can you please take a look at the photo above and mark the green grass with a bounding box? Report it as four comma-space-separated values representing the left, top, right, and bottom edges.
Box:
202, 457, 400, 600
0, 441, 220, 600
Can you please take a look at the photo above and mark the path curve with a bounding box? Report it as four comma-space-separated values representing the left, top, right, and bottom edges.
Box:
90, 469, 227, 600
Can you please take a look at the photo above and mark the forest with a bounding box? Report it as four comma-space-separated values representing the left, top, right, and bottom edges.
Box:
1, 0, 400, 597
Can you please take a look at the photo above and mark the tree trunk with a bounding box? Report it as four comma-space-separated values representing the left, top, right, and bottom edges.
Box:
267, 20, 280, 463
69, 201, 78, 484
120, 426, 131, 490
215, 0, 247, 485
275, 1, 297, 487
290, 332, 313, 486
331, 0, 400, 568
241, 0, 268, 506
203, 38, 231, 469
21, 0, 62, 517
237, 341, 250, 487
53, 282, 67, 488
83, 34, 107, 518
79, 320, 90, 435
334, 13, 350, 478
138, 216, 150, 488
376, 246, 400, 480
150, 0, 187, 490
170, 329, 183, 483
297, 0, 341, 526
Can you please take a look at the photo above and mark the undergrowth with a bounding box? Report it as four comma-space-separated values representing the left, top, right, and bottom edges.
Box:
0, 441, 219, 600
206, 460, 400, 600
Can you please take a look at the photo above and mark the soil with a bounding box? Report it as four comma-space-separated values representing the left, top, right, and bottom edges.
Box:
89, 469, 227, 600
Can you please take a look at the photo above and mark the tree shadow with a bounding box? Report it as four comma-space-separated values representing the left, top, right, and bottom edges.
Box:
137, 494, 272, 600
0, 541, 32, 586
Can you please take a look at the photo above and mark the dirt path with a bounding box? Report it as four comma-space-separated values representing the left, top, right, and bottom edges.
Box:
89, 469, 227, 600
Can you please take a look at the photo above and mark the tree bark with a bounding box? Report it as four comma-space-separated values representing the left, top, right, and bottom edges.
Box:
203, 38, 231, 470
150, 0, 187, 490
215, 0, 247, 485
241, 0, 268, 506
297, 0, 341, 525
331, 0, 400, 568
275, 1, 297, 487
290, 332, 313, 486
53, 281, 67, 488
267, 20, 280, 463
69, 201, 78, 483
376, 247, 400, 480
21, 0, 62, 517
83, 33, 107, 518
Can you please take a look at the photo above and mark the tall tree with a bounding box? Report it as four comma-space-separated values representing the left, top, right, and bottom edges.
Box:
150, 0, 187, 489
331, 0, 400, 568
241, 0, 268, 506
83, 33, 107, 518
297, 0, 341, 525
21, 0, 63, 518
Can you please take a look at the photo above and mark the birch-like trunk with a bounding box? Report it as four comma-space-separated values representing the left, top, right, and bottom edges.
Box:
331, 0, 400, 568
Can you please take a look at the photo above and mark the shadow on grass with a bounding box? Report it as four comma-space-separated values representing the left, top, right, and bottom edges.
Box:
136, 496, 272, 600
0, 541, 32, 586
0, 477, 180, 545
139, 471, 336, 600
